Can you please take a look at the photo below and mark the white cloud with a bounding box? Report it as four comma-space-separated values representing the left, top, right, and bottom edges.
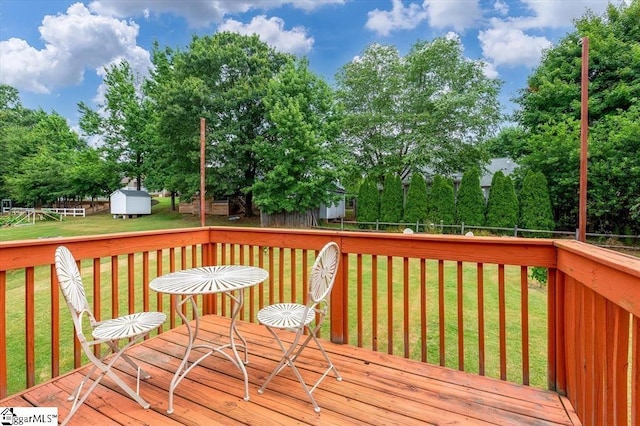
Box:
0, 3, 150, 94
423, 0, 481, 31
508, 0, 612, 30
89, 0, 345, 28
365, 0, 429, 36
493, 0, 509, 15
481, 61, 499, 79
478, 22, 552, 68
218, 15, 314, 55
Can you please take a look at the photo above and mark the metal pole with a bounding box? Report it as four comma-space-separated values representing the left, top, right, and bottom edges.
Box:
200, 118, 206, 227
578, 37, 589, 242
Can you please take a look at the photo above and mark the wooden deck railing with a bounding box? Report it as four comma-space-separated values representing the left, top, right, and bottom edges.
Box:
1, 227, 638, 424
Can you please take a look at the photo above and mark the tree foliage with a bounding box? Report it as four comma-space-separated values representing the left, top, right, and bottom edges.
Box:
485, 171, 519, 231
78, 61, 152, 190
356, 176, 380, 227
403, 172, 428, 225
512, 0, 640, 232
251, 59, 343, 214
519, 171, 555, 234
336, 37, 501, 183
148, 33, 291, 215
455, 168, 485, 226
428, 175, 455, 228
380, 173, 403, 225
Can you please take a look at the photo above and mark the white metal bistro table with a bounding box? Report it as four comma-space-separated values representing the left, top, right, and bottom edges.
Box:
149, 265, 268, 414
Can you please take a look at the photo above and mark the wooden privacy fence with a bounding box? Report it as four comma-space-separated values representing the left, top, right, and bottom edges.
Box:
0, 227, 638, 424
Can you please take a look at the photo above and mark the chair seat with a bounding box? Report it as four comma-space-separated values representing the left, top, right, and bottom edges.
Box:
93, 312, 166, 341
257, 303, 315, 329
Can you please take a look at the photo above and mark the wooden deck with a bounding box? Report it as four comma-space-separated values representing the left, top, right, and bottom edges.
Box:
2, 315, 579, 425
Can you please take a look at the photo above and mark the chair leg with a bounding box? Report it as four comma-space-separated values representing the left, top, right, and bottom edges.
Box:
107, 340, 152, 380
259, 325, 341, 413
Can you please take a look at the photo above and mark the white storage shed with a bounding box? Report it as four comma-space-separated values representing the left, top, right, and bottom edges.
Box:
319, 190, 346, 220
110, 189, 151, 218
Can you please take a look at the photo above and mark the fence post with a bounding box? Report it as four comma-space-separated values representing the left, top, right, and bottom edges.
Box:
461, 222, 465, 235
376, 220, 379, 231
416, 221, 419, 233
440, 220, 444, 232
514, 226, 518, 237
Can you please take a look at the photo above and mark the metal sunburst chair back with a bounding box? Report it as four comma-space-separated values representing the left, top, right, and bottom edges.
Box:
256, 241, 342, 412
55, 246, 166, 425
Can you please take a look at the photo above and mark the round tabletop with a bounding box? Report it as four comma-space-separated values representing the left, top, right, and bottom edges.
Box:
150, 265, 268, 295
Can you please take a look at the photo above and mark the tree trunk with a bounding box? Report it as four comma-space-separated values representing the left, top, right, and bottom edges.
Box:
245, 191, 254, 217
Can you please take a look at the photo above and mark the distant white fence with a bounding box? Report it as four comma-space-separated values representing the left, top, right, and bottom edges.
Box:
2, 207, 85, 217
41, 208, 85, 217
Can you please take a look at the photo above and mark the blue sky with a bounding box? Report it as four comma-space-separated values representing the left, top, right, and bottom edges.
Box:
0, 0, 623, 131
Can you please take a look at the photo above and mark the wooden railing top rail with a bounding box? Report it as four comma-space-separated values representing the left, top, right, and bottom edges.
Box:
1, 226, 559, 271
555, 239, 640, 317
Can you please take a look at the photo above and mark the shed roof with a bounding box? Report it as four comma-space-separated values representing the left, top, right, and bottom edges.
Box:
111, 189, 151, 198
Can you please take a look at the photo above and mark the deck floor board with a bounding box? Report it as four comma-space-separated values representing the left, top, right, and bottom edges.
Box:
1, 315, 579, 425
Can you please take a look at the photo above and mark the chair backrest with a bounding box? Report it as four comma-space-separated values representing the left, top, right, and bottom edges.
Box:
308, 242, 340, 305
55, 246, 95, 330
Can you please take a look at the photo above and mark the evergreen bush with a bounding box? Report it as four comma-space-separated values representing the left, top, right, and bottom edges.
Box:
519, 170, 555, 235
356, 176, 380, 228
402, 172, 428, 226
380, 173, 404, 227
485, 171, 519, 232
455, 168, 485, 226
428, 175, 455, 232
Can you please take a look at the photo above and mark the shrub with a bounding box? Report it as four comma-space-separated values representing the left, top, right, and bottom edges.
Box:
485, 171, 519, 232
455, 168, 485, 226
380, 173, 403, 227
402, 172, 428, 226
428, 175, 455, 230
519, 170, 554, 235
356, 176, 380, 228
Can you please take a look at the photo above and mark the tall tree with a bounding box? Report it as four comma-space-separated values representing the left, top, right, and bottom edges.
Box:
455, 168, 485, 226
379, 173, 403, 226
519, 171, 554, 235
485, 171, 519, 232
148, 33, 291, 216
403, 172, 428, 225
336, 37, 501, 183
428, 175, 455, 230
356, 176, 380, 228
78, 60, 153, 190
251, 59, 343, 215
513, 0, 640, 232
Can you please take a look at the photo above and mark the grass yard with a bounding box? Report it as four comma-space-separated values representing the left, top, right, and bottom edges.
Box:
2, 198, 549, 395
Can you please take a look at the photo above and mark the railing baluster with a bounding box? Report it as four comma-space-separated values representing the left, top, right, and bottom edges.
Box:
387, 256, 393, 355
420, 258, 427, 363
50, 264, 59, 380
403, 257, 409, 358
372, 255, 378, 352
25, 266, 35, 388
438, 259, 445, 366
128, 253, 135, 314
457, 261, 464, 370
498, 264, 506, 380
0, 270, 6, 398
477, 263, 485, 376
520, 265, 529, 385
357, 254, 363, 348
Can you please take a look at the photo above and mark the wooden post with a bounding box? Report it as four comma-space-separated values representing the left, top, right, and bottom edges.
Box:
579, 37, 589, 242
200, 118, 206, 227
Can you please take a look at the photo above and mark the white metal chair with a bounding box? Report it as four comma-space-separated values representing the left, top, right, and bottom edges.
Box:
257, 241, 342, 412
54, 246, 166, 425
